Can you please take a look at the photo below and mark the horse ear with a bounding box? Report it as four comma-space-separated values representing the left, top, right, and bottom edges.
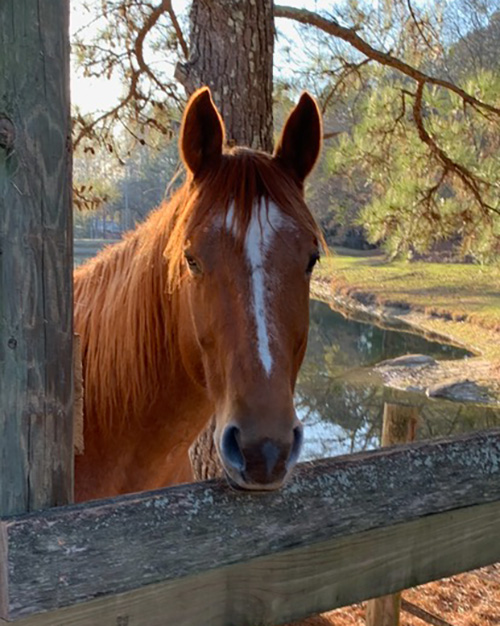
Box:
274, 92, 322, 184
180, 87, 225, 177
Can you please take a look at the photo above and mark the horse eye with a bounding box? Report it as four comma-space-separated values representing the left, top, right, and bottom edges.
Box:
184, 253, 202, 274
306, 252, 320, 275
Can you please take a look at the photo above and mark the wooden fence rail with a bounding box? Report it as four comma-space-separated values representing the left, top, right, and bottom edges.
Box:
1, 428, 500, 625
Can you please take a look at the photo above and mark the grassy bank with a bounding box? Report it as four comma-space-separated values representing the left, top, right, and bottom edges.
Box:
315, 249, 500, 361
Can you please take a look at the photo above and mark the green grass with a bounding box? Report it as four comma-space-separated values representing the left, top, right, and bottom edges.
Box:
315, 250, 500, 359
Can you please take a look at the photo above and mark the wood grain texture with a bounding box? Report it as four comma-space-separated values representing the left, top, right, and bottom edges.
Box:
1, 499, 499, 625
366, 403, 419, 626
73, 335, 84, 455
366, 590, 401, 626
380, 404, 418, 448
1, 429, 500, 620
0, 1, 74, 515
0, 0, 73, 514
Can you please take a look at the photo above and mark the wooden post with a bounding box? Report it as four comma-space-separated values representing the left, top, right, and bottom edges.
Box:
0, 0, 73, 515
365, 403, 419, 626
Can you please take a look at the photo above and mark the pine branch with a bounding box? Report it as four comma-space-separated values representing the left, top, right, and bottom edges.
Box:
412, 81, 500, 218
274, 5, 500, 117
275, 5, 500, 219
74, 0, 185, 149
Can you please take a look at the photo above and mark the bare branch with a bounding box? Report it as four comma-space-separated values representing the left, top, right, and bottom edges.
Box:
164, 0, 189, 59
134, 0, 189, 64
321, 58, 371, 113
394, 89, 413, 124
416, 165, 449, 222
73, 70, 141, 148
323, 130, 344, 140
406, 0, 440, 57
274, 5, 500, 117
134, 1, 183, 92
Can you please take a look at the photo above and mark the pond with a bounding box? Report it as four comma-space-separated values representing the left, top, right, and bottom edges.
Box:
297, 299, 500, 461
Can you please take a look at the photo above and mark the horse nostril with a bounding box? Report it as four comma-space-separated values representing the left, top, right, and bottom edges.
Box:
286, 424, 304, 470
221, 425, 245, 472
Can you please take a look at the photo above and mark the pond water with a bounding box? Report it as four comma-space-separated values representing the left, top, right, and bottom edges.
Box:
297, 299, 500, 461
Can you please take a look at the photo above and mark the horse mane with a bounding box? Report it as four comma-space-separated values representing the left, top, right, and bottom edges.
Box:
74, 147, 323, 432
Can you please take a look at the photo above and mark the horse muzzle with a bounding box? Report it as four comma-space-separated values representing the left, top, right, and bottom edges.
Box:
219, 422, 303, 491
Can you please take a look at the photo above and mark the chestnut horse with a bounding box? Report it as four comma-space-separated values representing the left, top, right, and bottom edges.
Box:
74, 88, 323, 502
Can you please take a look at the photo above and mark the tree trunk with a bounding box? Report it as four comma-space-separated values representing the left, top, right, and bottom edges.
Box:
176, 0, 274, 152
177, 0, 275, 481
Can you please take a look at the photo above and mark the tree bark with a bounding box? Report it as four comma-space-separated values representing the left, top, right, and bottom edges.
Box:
176, 0, 274, 152
180, 0, 275, 480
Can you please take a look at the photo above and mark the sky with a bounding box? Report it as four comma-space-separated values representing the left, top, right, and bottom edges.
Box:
70, 0, 334, 113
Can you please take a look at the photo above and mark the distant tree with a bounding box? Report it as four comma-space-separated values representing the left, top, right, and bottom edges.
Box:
444, 1, 500, 76
109, 140, 180, 225
73, 142, 121, 214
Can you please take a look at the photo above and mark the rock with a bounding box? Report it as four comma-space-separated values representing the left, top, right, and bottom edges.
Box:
377, 354, 438, 368
426, 379, 489, 403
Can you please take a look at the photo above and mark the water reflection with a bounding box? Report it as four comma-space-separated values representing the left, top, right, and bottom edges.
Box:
297, 300, 500, 461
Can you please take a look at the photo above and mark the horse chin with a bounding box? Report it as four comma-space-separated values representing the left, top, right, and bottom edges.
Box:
224, 471, 287, 494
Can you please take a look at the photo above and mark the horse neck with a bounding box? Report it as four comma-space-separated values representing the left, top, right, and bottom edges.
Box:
74, 209, 183, 433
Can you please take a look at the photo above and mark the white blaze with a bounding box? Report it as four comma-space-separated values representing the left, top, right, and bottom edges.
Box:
244, 201, 282, 376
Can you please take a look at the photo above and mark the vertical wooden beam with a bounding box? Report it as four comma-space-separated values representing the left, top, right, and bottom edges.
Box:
0, 0, 73, 515
365, 403, 419, 626
366, 591, 401, 626
380, 404, 418, 449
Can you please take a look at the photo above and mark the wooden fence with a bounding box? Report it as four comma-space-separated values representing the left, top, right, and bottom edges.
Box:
2, 429, 500, 624
1, 2, 500, 625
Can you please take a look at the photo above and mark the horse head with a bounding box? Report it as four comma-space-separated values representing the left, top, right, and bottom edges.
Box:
170, 88, 323, 491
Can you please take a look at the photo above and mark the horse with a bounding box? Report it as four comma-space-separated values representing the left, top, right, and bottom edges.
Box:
74, 87, 324, 502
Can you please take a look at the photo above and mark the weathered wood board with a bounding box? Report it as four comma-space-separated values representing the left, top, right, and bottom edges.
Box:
1, 429, 500, 621
1, 500, 499, 626
0, 0, 74, 515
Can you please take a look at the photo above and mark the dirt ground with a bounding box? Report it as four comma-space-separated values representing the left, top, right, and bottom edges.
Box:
287, 564, 500, 625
